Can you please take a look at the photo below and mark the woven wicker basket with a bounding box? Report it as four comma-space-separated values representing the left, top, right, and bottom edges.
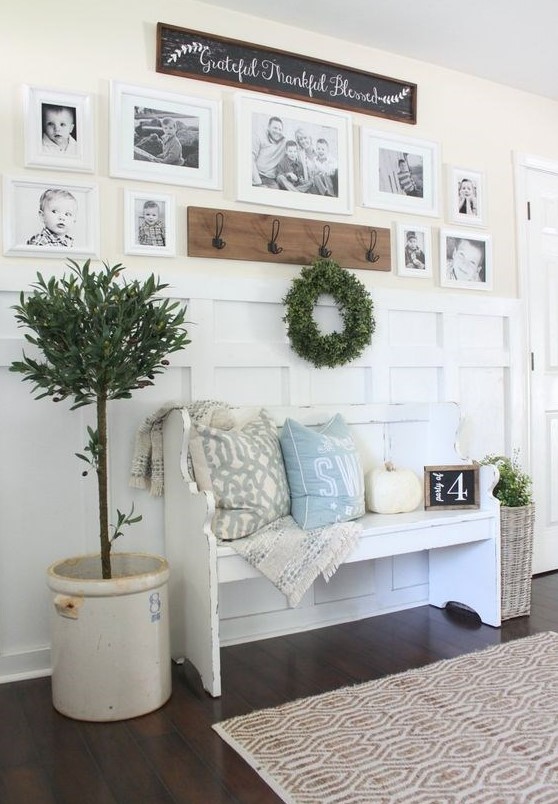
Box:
500, 504, 535, 620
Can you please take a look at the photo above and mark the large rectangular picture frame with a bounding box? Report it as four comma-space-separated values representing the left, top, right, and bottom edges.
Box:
109, 81, 221, 189
235, 92, 354, 216
440, 228, 492, 291
447, 166, 486, 227
23, 85, 94, 173
361, 128, 440, 217
124, 190, 176, 257
3, 176, 99, 258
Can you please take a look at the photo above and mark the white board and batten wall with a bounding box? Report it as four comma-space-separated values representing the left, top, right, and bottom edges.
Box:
0, 267, 524, 682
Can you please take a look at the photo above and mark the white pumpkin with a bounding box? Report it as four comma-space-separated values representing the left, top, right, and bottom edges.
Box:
365, 461, 423, 514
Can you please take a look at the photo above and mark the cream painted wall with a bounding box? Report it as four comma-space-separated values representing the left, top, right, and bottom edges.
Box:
1, 0, 558, 295
0, 0, 554, 682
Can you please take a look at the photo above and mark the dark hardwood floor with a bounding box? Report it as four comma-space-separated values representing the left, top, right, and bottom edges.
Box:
2, 573, 558, 803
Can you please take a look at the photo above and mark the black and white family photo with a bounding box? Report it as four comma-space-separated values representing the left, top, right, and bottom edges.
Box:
441, 230, 492, 290
133, 107, 199, 168
24, 86, 94, 172
251, 112, 339, 197
124, 190, 175, 257
448, 167, 485, 226
41, 104, 78, 156
361, 130, 439, 216
110, 82, 221, 189
3, 178, 98, 258
379, 148, 424, 198
396, 223, 432, 278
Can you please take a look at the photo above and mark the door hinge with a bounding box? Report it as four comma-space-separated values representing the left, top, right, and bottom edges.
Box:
531, 352, 535, 371
527, 201, 531, 220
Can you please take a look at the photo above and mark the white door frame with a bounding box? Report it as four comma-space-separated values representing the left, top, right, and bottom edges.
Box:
514, 152, 558, 571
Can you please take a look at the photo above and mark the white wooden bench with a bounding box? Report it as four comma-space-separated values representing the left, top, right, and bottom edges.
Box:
163, 401, 501, 697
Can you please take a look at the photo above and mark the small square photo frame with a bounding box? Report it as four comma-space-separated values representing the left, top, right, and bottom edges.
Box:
110, 81, 221, 189
235, 92, 353, 216
23, 85, 94, 173
3, 176, 99, 258
124, 191, 175, 257
361, 129, 440, 217
396, 223, 433, 278
440, 228, 492, 291
448, 166, 486, 227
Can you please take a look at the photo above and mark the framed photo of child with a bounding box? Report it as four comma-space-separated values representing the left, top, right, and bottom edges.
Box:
3, 177, 99, 258
235, 92, 353, 215
124, 191, 175, 257
110, 81, 221, 189
396, 223, 433, 278
23, 86, 95, 173
448, 167, 486, 227
440, 228, 492, 291
361, 128, 440, 217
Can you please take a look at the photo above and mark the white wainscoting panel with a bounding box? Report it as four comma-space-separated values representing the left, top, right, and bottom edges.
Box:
0, 268, 524, 680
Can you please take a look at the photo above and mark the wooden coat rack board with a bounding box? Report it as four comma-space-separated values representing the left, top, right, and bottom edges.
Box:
187, 207, 391, 272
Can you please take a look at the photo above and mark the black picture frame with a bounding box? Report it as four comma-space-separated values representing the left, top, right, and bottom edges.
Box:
424, 465, 480, 511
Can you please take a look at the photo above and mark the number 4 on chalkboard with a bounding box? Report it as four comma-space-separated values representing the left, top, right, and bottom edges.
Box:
424, 465, 480, 511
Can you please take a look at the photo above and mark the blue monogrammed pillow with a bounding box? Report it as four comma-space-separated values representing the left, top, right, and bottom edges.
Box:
279, 414, 365, 530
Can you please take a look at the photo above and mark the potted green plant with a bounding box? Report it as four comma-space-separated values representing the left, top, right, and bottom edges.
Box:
10, 259, 190, 721
479, 452, 534, 620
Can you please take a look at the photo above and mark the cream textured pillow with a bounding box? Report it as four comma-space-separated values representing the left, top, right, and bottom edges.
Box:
190, 409, 290, 540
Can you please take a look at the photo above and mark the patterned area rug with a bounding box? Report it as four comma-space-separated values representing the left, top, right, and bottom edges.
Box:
214, 632, 558, 803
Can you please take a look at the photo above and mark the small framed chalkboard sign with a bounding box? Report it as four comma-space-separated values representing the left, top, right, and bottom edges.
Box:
424, 465, 480, 511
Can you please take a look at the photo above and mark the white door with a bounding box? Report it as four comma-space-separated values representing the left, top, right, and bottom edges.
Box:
522, 160, 558, 572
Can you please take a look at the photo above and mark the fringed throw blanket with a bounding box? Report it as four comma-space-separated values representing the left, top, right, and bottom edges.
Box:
227, 515, 361, 607
129, 400, 233, 495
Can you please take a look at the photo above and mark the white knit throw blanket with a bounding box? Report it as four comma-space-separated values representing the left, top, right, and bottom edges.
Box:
228, 515, 362, 607
130, 401, 361, 606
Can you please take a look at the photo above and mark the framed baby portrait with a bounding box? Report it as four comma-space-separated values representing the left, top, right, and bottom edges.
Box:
235, 92, 353, 215
361, 129, 440, 217
448, 166, 486, 227
23, 85, 95, 173
110, 81, 221, 189
3, 176, 99, 258
440, 228, 492, 291
396, 223, 433, 278
124, 190, 175, 257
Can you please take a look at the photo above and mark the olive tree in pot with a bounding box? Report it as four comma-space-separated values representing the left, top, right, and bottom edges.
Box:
10, 260, 190, 721
479, 452, 534, 620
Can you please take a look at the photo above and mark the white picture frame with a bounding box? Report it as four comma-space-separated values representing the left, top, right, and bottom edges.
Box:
23, 85, 94, 173
235, 92, 353, 215
396, 223, 433, 278
124, 190, 175, 257
440, 228, 492, 291
361, 128, 440, 217
109, 81, 221, 189
3, 176, 99, 258
447, 166, 486, 227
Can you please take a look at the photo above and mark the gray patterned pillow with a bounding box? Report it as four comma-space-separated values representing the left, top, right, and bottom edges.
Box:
189, 409, 290, 540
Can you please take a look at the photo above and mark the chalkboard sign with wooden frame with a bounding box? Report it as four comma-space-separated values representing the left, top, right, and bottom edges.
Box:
156, 23, 417, 124
424, 465, 480, 511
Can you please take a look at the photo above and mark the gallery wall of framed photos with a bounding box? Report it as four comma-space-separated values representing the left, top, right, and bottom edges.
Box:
2, 0, 558, 293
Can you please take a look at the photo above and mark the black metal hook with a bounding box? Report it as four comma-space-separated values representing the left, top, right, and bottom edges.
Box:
212, 212, 226, 250
366, 228, 380, 263
267, 218, 283, 255
319, 224, 332, 258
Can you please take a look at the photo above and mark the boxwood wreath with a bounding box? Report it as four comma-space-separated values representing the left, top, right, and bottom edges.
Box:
283, 258, 375, 368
